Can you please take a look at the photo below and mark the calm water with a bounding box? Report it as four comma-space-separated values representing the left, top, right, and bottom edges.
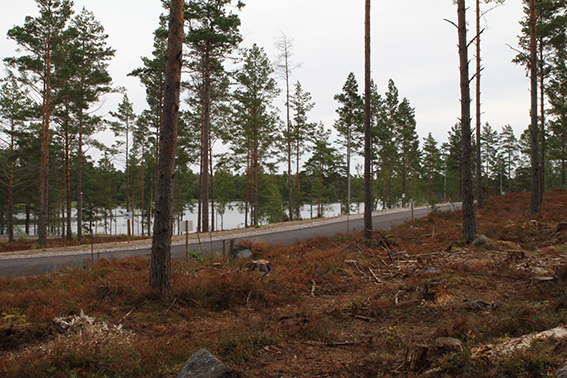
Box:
14, 202, 366, 236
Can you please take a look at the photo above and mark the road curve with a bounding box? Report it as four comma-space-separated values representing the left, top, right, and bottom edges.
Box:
0, 204, 460, 277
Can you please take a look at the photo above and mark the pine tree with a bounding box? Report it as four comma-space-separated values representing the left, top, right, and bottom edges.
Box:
304, 123, 340, 218
275, 33, 301, 221
480, 123, 499, 191
231, 44, 280, 227
499, 124, 519, 193
5, 0, 75, 246
396, 98, 420, 207
0, 77, 33, 241
149, 0, 184, 293
422, 133, 442, 204
109, 94, 136, 237
290, 81, 315, 219
185, 0, 244, 233
456, 0, 477, 240
67, 7, 114, 242
334, 72, 364, 215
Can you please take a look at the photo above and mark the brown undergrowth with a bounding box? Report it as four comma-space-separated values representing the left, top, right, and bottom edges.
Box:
1, 190, 567, 377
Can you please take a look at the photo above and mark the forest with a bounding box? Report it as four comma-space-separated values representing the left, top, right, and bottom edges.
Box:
0, 0, 566, 246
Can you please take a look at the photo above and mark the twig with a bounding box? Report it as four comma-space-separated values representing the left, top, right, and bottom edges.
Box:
119, 308, 135, 324
310, 279, 316, 297
246, 290, 252, 306
368, 267, 383, 284
304, 340, 364, 347
164, 297, 178, 315
353, 314, 376, 322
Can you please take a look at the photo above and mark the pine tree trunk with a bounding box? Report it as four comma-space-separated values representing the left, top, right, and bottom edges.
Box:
209, 140, 215, 232
475, 0, 484, 209
149, 0, 184, 293
253, 132, 259, 227
66, 128, 73, 241
38, 30, 52, 247
529, 0, 541, 214
286, 62, 293, 221
296, 139, 300, 219
201, 47, 211, 233
363, 0, 373, 239
458, 0, 477, 241
539, 38, 545, 202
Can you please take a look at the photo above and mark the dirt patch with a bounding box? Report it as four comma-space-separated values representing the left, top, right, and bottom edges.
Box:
0, 322, 63, 352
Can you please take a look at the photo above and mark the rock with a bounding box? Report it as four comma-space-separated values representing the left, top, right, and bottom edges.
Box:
177, 349, 232, 378
472, 234, 495, 249
433, 337, 464, 352
556, 363, 567, 378
424, 267, 441, 275
464, 299, 501, 311
243, 259, 273, 274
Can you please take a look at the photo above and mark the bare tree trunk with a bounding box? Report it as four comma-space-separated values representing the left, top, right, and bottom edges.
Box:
7, 122, 14, 242
539, 37, 545, 201
285, 53, 293, 221
253, 132, 259, 227
458, 0, 477, 241
529, 0, 541, 214
475, 0, 484, 209
363, 0, 373, 239
201, 47, 211, 233
296, 139, 300, 219
141, 146, 145, 235
38, 32, 52, 247
149, 0, 184, 293
209, 138, 215, 232
66, 128, 72, 241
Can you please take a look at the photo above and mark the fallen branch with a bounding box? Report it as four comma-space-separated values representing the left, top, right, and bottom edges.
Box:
304, 340, 365, 347
368, 267, 383, 284
472, 325, 567, 360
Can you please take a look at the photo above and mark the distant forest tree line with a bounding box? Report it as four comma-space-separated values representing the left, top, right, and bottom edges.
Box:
0, 0, 566, 245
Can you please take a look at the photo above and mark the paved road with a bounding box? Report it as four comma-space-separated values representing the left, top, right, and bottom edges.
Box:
0, 204, 459, 277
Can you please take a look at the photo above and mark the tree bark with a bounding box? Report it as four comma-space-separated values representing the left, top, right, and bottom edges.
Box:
7, 121, 15, 242
38, 25, 52, 247
66, 128, 72, 241
458, 0, 477, 241
539, 37, 545, 202
529, 0, 541, 214
475, 0, 483, 209
201, 47, 211, 233
364, 0, 373, 239
149, 0, 184, 293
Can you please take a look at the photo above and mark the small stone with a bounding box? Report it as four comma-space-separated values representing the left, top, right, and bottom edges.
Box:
424, 267, 441, 275
243, 260, 273, 273
433, 337, 464, 352
177, 349, 232, 378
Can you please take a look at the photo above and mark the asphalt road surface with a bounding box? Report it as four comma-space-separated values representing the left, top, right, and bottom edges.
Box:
0, 204, 459, 277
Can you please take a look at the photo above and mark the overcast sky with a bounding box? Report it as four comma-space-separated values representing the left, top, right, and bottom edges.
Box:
2, 0, 529, 162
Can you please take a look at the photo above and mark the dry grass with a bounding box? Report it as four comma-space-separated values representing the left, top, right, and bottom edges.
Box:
1, 190, 567, 377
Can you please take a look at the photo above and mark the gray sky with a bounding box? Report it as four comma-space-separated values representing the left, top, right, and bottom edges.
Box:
2, 0, 529, 162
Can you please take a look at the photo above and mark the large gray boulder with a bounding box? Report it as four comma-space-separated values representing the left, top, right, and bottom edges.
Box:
177, 349, 232, 378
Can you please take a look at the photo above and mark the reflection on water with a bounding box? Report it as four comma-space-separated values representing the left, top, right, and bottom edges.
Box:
14, 202, 366, 236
